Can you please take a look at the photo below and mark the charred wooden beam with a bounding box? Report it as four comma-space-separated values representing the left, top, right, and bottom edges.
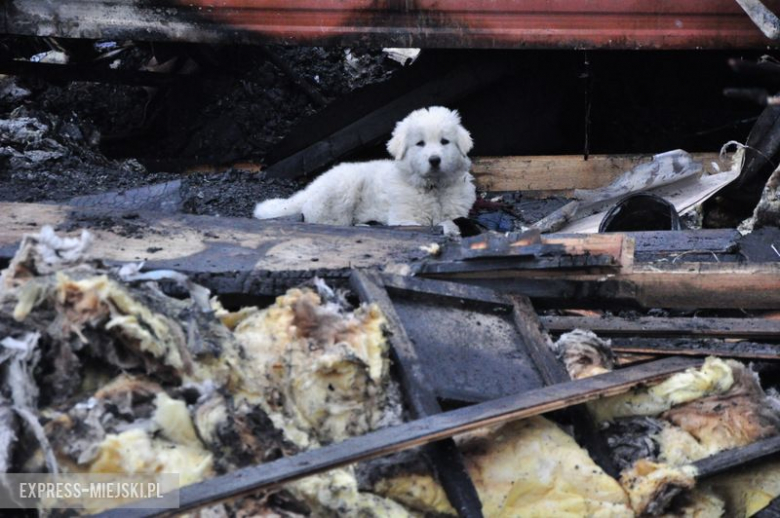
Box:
263, 54, 511, 180
610, 337, 780, 362
694, 434, 780, 479
96, 356, 700, 518
350, 270, 484, 518
509, 294, 618, 477
434, 262, 780, 310
542, 315, 780, 340
265, 50, 460, 165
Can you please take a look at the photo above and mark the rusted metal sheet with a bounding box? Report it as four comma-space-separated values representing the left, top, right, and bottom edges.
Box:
3, 0, 780, 49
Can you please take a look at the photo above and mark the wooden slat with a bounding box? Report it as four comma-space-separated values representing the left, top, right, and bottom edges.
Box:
542, 316, 780, 340
350, 270, 484, 517
433, 262, 780, 310
470, 153, 725, 194
610, 338, 780, 361
509, 294, 618, 477
95, 356, 700, 518
694, 435, 780, 479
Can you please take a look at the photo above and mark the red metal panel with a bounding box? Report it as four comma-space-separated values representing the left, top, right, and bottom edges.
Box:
4, 0, 780, 48
176, 0, 780, 48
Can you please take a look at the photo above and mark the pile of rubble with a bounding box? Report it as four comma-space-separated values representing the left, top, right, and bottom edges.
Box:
0, 223, 779, 517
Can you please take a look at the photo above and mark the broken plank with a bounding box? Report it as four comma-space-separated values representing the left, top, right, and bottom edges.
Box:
509, 295, 618, 477
613, 228, 738, 254
451, 229, 737, 264
541, 316, 780, 340
446, 230, 631, 263
380, 274, 509, 306
471, 153, 725, 193
0, 202, 440, 295
695, 435, 780, 479
350, 270, 484, 517
431, 262, 780, 310
610, 337, 780, 361
97, 356, 700, 518
377, 275, 545, 404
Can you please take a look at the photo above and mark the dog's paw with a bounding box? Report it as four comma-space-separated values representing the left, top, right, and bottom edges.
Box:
439, 220, 461, 236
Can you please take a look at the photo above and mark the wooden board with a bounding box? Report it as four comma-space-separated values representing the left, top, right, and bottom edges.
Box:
0, 202, 440, 294
609, 338, 780, 361
376, 275, 546, 402
508, 294, 617, 476
95, 356, 700, 518
542, 316, 780, 340
470, 153, 726, 195
694, 435, 780, 479
438, 262, 780, 310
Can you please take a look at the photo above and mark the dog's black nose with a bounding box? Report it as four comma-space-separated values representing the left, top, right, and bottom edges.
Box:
429, 156, 441, 167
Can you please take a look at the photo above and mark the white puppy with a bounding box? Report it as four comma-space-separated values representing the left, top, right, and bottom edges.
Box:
254, 106, 476, 233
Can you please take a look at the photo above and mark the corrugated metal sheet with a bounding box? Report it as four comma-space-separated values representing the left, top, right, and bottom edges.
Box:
3, 0, 780, 49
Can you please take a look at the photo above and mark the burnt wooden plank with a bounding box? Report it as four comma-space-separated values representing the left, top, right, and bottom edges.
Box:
627, 229, 739, 256
510, 294, 618, 477
266, 50, 464, 164
610, 337, 780, 361
0, 202, 440, 296
96, 356, 700, 518
380, 277, 544, 403
264, 55, 511, 180
694, 435, 780, 479
350, 270, 484, 517
431, 262, 780, 310
509, 296, 570, 385
419, 254, 620, 274
380, 274, 508, 306
542, 315, 780, 340
440, 231, 629, 262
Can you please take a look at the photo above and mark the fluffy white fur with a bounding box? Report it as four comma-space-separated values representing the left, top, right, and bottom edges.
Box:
254, 106, 476, 232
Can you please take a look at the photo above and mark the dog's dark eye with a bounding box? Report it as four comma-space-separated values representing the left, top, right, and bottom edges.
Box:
416, 141, 425, 147
441, 139, 450, 145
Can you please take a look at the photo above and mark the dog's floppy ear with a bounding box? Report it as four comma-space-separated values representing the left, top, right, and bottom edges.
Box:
453, 111, 474, 156
386, 118, 408, 160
